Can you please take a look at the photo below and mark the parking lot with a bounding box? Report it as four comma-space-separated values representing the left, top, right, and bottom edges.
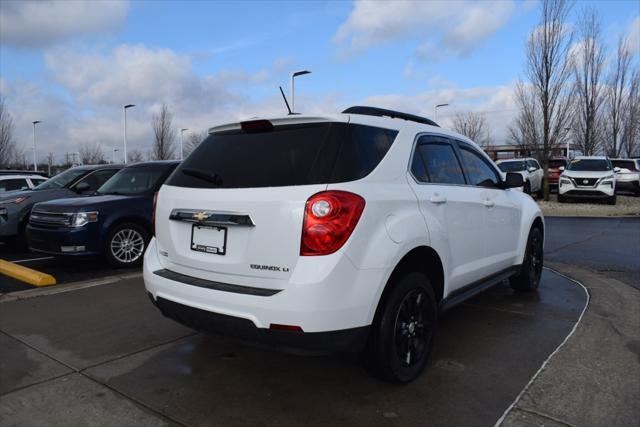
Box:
1, 216, 638, 426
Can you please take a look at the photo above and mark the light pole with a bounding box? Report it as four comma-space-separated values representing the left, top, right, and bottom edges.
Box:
434, 103, 449, 122
291, 70, 311, 114
179, 128, 189, 160
32, 121, 41, 171
112, 147, 119, 164
123, 104, 135, 164
564, 127, 571, 158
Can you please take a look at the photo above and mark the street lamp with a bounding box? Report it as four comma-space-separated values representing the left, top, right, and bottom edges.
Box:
123, 104, 135, 164
179, 128, 189, 160
434, 103, 449, 122
112, 147, 119, 164
32, 120, 41, 171
291, 70, 311, 114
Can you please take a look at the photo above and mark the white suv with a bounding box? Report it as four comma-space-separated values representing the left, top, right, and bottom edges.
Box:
558, 156, 616, 204
612, 159, 640, 195
144, 106, 544, 383
496, 158, 544, 197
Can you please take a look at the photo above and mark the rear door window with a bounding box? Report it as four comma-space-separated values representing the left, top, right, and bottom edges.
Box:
166, 122, 398, 189
75, 169, 119, 191
412, 137, 465, 185
0, 178, 29, 192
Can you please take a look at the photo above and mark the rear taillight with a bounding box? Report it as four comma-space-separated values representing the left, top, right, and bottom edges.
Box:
151, 192, 158, 237
300, 191, 365, 256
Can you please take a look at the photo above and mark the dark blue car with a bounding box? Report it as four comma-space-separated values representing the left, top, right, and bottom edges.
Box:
26, 161, 179, 267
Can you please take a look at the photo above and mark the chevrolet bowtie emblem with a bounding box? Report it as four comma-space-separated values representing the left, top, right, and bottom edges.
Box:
193, 211, 209, 221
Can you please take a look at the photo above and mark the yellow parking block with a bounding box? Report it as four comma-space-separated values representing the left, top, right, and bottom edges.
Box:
0, 259, 56, 287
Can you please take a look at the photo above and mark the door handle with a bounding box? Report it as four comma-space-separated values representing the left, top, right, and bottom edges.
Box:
483, 199, 495, 208
429, 195, 447, 204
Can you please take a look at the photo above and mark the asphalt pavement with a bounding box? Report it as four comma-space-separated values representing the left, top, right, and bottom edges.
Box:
0, 270, 585, 426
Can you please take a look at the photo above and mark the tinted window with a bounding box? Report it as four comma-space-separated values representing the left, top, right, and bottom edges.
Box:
612, 160, 638, 171
35, 168, 86, 190
76, 169, 119, 191
459, 146, 501, 187
414, 141, 465, 185
410, 150, 429, 182
0, 179, 28, 192
167, 122, 398, 189
498, 161, 526, 172
567, 159, 612, 171
98, 165, 174, 195
31, 178, 47, 186
549, 159, 567, 169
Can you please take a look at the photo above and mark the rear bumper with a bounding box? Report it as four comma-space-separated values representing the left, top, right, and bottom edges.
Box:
151, 295, 369, 354
25, 224, 102, 256
144, 238, 385, 351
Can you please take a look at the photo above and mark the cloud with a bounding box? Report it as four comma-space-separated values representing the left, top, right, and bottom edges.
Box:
2, 44, 332, 164
362, 83, 518, 143
625, 16, 640, 55
0, 0, 128, 48
334, 0, 516, 59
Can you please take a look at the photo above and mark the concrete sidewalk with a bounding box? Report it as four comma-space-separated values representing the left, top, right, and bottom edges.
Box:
501, 262, 640, 426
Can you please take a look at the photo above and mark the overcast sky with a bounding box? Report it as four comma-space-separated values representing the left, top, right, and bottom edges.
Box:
1, 0, 638, 163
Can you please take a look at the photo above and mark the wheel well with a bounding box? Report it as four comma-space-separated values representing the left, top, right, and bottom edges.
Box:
378, 247, 445, 312
532, 216, 544, 243
107, 217, 152, 237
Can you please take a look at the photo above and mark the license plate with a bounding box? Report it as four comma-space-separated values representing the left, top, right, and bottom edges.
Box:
191, 224, 227, 255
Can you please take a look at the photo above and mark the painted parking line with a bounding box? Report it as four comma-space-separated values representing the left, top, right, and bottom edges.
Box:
12, 256, 55, 264
0, 259, 56, 287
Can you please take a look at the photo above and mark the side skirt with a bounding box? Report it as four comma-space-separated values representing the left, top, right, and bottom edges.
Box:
438, 265, 521, 312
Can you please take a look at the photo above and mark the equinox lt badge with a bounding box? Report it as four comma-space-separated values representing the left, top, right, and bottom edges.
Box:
250, 264, 290, 272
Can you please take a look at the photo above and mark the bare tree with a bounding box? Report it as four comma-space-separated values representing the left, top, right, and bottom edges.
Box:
622, 70, 640, 157
605, 38, 632, 157
184, 131, 207, 157
570, 8, 606, 156
451, 112, 488, 145
522, 0, 574, 200
509, 81, 544, 156
128, 149, 145, 163
79, 142, 105, 164
151, 103, 176, 160
0, 96, 16, 168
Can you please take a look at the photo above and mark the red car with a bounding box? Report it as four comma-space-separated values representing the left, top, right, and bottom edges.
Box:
548, 158, 568, 190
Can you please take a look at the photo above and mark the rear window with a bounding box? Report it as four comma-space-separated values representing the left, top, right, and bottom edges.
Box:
612, 160, 638, 171
166, 122, 398, 189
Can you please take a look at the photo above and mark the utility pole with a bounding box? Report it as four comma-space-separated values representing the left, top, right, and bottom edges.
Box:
32, 120, 41, 171
179, 128, 189, 160
123, 104, 135, 164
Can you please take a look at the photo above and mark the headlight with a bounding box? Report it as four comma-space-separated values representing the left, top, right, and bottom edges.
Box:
560, 178, 572, 186
600, 180, 614, 188
0, 196, 29, 205
71, 211, 98, 227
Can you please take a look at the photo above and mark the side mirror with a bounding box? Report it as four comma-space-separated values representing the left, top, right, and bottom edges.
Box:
559, 166, 565, 171
74, 182, 91, 193
528, 166, 537, 173
614, 167, 621, 173
504, 172, 525, 189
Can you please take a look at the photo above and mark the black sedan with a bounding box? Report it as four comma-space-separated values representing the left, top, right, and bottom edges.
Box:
26, 161, 179, 267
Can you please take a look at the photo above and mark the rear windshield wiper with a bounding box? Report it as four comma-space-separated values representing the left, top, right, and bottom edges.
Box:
181, 168, 223, 186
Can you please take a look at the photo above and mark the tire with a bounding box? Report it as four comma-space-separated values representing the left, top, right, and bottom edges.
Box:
104, 222, 150, 268
607, 195, 616, 205
510, 227, 543, 292
364, 272, 437, 383
523, 181, 531, 195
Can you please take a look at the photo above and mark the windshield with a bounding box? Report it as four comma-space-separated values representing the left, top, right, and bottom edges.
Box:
97, 166, 169, 195
498, 161, 526, 173
567, 159, 612, 171
34, 168, 86, 190
612, 160, 638, 171
549, 159, 567, 169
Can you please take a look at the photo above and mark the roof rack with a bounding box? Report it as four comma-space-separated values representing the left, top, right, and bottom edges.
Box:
342, 106, 439, 127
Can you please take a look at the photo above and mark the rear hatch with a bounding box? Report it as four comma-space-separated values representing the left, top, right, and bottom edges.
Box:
154, 116, 398, 286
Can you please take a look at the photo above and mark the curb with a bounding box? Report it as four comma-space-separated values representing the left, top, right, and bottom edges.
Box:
0, 259, 56, 287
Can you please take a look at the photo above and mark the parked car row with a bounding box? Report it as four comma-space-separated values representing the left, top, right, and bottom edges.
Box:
0, 161, 178, 266
0, 170, 48, 193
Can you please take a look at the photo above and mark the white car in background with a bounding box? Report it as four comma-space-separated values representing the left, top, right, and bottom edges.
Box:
144, 106, 544, 383
612, 159, 640, 195
496, 158, 544, 197
558, 156, 616, 205
0, 173, 48, 193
